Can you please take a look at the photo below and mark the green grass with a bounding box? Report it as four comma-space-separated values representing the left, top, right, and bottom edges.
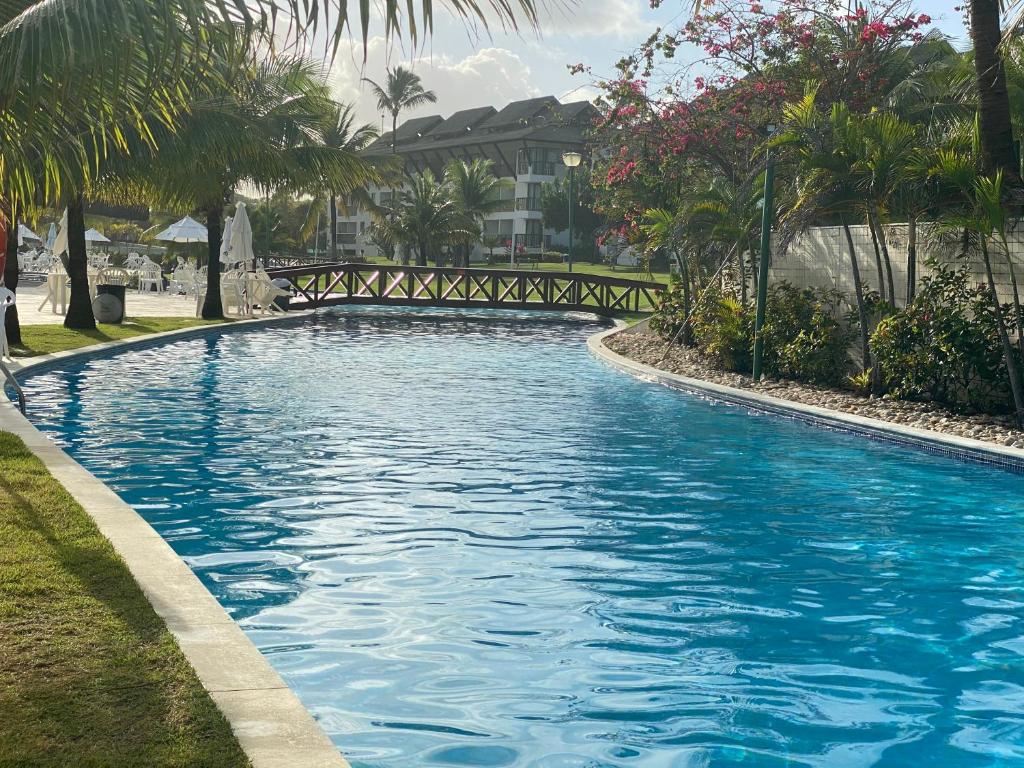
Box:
0, 431, 250, 768
12, 317, 229, 357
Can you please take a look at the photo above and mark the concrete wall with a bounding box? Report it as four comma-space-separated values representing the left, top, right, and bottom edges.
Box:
767, 222, 1024, 306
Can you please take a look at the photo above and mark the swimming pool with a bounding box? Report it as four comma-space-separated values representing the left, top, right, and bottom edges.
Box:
16, 310, 1024, 766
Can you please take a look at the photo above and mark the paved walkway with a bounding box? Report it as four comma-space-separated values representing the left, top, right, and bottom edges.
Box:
13, 282, 198, 325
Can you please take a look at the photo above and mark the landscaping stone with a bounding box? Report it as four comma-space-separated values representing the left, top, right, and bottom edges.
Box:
605, 331, 1024, 449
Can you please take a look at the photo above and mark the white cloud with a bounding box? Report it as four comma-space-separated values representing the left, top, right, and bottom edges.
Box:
330, 38, 545, 127
536, 0, 648, 39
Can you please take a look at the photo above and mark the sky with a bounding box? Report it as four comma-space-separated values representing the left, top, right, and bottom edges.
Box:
327, 0, 966, 131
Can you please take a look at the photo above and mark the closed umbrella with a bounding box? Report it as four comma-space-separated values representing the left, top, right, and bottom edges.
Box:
154, 216, 208, 243
45, 223, 57, 250
52, 210, 68, 257
229, 203, 254, 271
219, 216, 234, 264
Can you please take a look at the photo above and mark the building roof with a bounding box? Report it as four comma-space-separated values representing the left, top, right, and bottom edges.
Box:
478, 96, 559, 131
364, 114, 445, 152
430, 106, 498, 138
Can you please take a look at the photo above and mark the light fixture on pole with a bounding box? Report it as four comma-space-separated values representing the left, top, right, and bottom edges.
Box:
562, 151, 583, 273
752, 123, 778, 383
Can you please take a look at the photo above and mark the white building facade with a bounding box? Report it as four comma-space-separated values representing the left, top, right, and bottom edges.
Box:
335, 96, 598, 263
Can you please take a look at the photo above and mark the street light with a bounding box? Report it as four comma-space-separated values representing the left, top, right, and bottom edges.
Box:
752, 123, 778, 383
562, 151, 583, 273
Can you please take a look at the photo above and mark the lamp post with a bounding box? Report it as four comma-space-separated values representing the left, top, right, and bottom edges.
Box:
561, 151, 582, 273
751, 124, 778, 383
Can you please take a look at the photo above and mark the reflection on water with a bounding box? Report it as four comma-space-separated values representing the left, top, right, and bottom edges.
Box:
18, 308, 1024, 767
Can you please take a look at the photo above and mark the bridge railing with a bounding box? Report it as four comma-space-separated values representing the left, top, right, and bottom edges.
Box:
265, 262, 664, 314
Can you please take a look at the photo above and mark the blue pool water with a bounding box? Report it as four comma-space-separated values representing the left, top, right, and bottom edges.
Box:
15, 310, 1024, 767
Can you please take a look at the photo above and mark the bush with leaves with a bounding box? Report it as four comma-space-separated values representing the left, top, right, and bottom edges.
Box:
871, 263, 1018, 414
650, 275, 691, 342
689, 287, 752, 372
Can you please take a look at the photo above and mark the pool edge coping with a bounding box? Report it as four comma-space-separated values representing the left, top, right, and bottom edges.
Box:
0, 312, 350, 768
589, 326, 1024, 473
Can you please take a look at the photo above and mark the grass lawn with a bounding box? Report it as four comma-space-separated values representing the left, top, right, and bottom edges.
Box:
11, 317, 230, 358
0, 431, 249, 767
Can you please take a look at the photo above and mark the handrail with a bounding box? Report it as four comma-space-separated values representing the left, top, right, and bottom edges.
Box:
0, 359, 26, 415
265, 262, 665, 290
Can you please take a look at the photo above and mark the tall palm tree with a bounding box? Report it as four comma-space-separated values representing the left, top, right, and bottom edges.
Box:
321, 102, 378, 261
970, 0, 1021, 184
444, 158, 506, 267
121, 49, 378, 318
363, 66, 437, 154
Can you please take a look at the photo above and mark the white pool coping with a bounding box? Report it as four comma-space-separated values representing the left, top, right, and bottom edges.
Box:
0, 312, 350, 768
589, 326, 1024, 473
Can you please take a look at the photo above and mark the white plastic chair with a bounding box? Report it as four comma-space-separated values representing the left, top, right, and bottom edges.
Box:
251, 269, 290, 314
124, 252, 145, 270
171, 264, 197, 295
137, 260, 164, 293
38, 261, 68, 315
220, 269, 248, 316
0, 287, 15, 359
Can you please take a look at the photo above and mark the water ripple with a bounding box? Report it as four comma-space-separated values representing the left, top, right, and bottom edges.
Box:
17, 308, 1024, 767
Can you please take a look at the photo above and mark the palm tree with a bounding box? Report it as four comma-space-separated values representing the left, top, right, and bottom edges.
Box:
363, 66, 437, 154
321, 102, 378, 262
969, 0, 1021, 183
122, 48, 378, 318
388, 170, 464, 266
775, 91, 873, 375
444, 159, 506, 267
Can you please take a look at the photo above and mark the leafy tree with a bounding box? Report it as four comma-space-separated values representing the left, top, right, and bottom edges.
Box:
540, 166, 602, 247
362, 66, 437, 154
444, 158, 507, 267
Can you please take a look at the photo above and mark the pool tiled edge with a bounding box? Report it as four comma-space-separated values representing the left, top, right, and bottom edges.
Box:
590, 327, 1024, 474
1, 313, 349, 768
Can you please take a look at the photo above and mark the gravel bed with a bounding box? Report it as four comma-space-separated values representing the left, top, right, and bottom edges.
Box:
605, 331, 1024, 449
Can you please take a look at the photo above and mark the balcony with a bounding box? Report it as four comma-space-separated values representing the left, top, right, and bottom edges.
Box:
516, 161, 556, 176
513, 233, 550, 251
515, 197, 543, 212
489, 199, 516, 213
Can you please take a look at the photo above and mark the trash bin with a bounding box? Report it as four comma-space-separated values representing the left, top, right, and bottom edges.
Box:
93, 284, 126, 324
271, 278, 291, 311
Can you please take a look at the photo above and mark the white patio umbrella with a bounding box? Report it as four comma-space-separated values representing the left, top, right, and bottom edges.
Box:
17, 223, 41, 245
45, 222, 57, 250
84, 228, 111, 243
154, 216, 208, 243
219, 215, 234, 264
229, 203, 254, 271
52, 210, 68, 257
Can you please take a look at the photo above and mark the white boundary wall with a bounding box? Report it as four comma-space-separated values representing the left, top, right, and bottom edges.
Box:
768, 222, 1024, 306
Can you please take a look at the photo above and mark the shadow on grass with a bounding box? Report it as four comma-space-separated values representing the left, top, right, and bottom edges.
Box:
0, 432, 249, 767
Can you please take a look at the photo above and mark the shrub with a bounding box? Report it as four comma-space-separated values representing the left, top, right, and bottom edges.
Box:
690, 288, 752, 372
871, 263, 1017, 414
651, 279, 854, 385
650, 275, 690, 342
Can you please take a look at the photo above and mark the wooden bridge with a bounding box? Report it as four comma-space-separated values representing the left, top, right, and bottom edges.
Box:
265, 262, 664, 315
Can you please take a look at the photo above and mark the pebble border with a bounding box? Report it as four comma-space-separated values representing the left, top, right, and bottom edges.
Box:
589, 326, 1024, 474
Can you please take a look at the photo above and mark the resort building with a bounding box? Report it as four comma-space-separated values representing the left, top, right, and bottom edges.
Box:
336, 95, 598, 262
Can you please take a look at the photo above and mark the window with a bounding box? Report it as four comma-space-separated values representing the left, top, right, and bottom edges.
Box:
338, 221, 357, 244
517, 147, 555, 176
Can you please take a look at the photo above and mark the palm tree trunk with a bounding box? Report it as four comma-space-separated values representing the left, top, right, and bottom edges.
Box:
981, 236, 1024, 425
841, 215, 871, 372
867, 211, 887, 304
999, 236, 1024, 360
417, 240, 427, 267
64, 194, 96, 330
871, 206, 896, 306
907, 214, 917, 302
673, 250, 693, 346
3, 205, 21, 346
329, 195, 338, 262
201, 205, 224, 320
971, 0, 1021, 185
